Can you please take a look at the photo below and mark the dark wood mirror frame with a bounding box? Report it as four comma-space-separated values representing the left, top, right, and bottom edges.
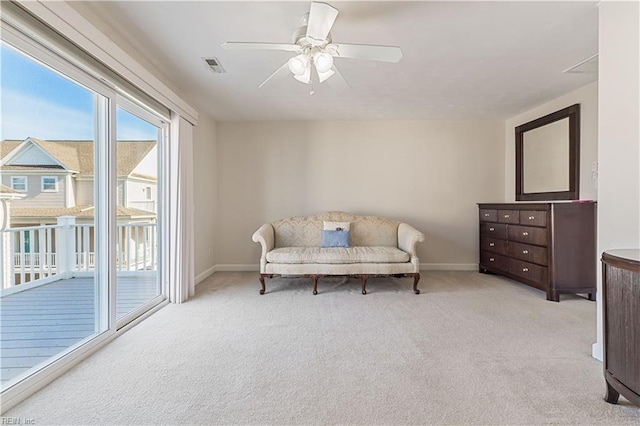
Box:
515, 104, 580, 201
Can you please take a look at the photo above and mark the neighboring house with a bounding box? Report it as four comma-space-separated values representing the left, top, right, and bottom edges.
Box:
0, 137, 157, 226
1, 138, 158, 284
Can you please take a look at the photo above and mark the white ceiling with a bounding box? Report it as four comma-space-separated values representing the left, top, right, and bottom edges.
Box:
78, 1, 598, 121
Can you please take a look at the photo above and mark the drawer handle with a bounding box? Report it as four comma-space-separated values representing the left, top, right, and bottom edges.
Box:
489, 258, 495, 262
522, 267, 529, 272
489, 227, 495, 231
522, 232, 529, 236
489, 242, 495, 247
528, 216, 535, 220
504, 214, 510, 218
522, 250, 529, 254
484, 213, 490, 217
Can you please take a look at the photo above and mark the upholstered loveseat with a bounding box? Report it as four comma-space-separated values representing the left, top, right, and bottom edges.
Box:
251, 211, 425, 295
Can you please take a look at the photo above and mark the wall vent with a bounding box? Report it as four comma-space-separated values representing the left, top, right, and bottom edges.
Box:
563, 53, 598, 74
203, 57, 226, 73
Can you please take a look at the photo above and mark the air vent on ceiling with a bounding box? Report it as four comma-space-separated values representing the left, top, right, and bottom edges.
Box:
563, 53, 598, 74
203, 57, 226, 73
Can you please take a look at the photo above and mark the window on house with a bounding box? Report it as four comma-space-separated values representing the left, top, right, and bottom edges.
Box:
145, 186, 152, 200
41, 176, 58, 192
11, 176, 27, 192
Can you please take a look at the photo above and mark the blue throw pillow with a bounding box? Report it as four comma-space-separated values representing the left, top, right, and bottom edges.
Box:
321, 229, 350, 247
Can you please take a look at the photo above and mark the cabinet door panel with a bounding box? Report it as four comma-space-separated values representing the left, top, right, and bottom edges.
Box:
480, 222, 507, 239
509, 225, 548, 246
509, 242, 548, 266
519, 210, 547, 227
509, 259, 548, 285
481, 251, 508, 272
481, 237, 508, 255
498, 210, 519, 224
479, 209, 497, 222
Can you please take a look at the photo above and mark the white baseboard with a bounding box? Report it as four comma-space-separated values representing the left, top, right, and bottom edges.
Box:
592, 342, 603, 361
205, 264, 477, 273
420, 263, 478, 271
215, 264, 259, 272
195, 265, 217, 285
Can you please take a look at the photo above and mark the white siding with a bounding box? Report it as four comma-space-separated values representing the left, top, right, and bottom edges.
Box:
9, 145, 58, 166
117, 180, 125, 206
131, 145, 158, 177
126, 179, 157, 212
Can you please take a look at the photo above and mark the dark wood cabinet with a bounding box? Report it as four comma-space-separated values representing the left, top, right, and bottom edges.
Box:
478, 202, 596, 302
602, 250, 640, 407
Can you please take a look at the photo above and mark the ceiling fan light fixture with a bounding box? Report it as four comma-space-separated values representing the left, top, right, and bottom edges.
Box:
314, 52, 333, 73
317, 68, 335, 83
288, 54, 309, 75
294, 66, 311, 84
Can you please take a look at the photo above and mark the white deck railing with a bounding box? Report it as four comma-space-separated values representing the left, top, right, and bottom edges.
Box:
128, 200, 156, 213
1, 217, 157, 290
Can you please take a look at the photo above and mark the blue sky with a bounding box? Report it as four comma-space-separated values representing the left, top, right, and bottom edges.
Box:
1, 43, 158, 141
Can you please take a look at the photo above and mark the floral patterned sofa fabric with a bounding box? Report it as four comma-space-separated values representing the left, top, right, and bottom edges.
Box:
252, 212, 425, 295
272, 211, 399, 248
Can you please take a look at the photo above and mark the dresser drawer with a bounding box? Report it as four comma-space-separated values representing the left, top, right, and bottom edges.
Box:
509, 242, 548, 266
519, 210, 547, 227
509, 225, 548, 246
509, 259, 547, 285
481, 237, 508, 255
498, 210, 519, 224
479, 209, 497, 222
480, 222, 507, 239
481, 251, 508, 272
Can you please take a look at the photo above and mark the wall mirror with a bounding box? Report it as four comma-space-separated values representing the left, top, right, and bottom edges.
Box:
515, 104, 580, 201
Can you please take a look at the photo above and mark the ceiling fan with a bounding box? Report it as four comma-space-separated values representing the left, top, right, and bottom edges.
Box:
222, 2, 403, 92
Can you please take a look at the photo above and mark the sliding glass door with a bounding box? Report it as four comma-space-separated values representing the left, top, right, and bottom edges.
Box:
114, 104, 164, 322
0, 41, 108, 390
0, 14, 167, 399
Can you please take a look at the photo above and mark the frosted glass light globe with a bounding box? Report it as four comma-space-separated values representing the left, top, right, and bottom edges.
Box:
288, 55, 308, 76
314, 52, 334, 73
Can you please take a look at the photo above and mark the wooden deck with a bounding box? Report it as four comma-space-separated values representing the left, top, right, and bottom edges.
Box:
0, 275, 159, 387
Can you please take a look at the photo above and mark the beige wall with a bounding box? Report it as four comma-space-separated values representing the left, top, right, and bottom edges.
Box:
593, 1, 640, 360
504, 82, 598, 201
193, 115, 217, 280
216, 120, 504, 268
2, 174, 67, 209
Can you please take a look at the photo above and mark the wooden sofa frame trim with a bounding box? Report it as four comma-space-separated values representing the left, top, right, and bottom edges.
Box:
259, 273, 421, 295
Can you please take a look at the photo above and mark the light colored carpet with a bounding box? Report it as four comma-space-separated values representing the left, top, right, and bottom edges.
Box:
5, 271, 640, 425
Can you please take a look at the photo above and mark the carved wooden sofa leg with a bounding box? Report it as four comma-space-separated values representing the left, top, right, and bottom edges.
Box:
310, 275, 320, 295
359, 275, 369, 295
408, 273, 421, 294
258, 274, 272, 295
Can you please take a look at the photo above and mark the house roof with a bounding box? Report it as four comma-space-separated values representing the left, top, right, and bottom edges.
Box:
0, 184, 26, 200
10, 205, 156, 219
1, 138, 156, 177
0, 184, 19, 194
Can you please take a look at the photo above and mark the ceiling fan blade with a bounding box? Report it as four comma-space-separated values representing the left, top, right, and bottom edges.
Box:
328, 43, 403, 63
258, 62, 290, 88
326, 66, 349, 92
306, 2, 339, 42
222, 42, 301, 52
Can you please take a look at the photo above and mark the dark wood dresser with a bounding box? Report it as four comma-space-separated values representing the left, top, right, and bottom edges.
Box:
602, 249, 640, 407
478, 202, 596, 301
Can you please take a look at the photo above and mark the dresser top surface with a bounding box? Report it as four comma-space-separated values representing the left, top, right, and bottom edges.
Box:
478, 201, 596, 210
